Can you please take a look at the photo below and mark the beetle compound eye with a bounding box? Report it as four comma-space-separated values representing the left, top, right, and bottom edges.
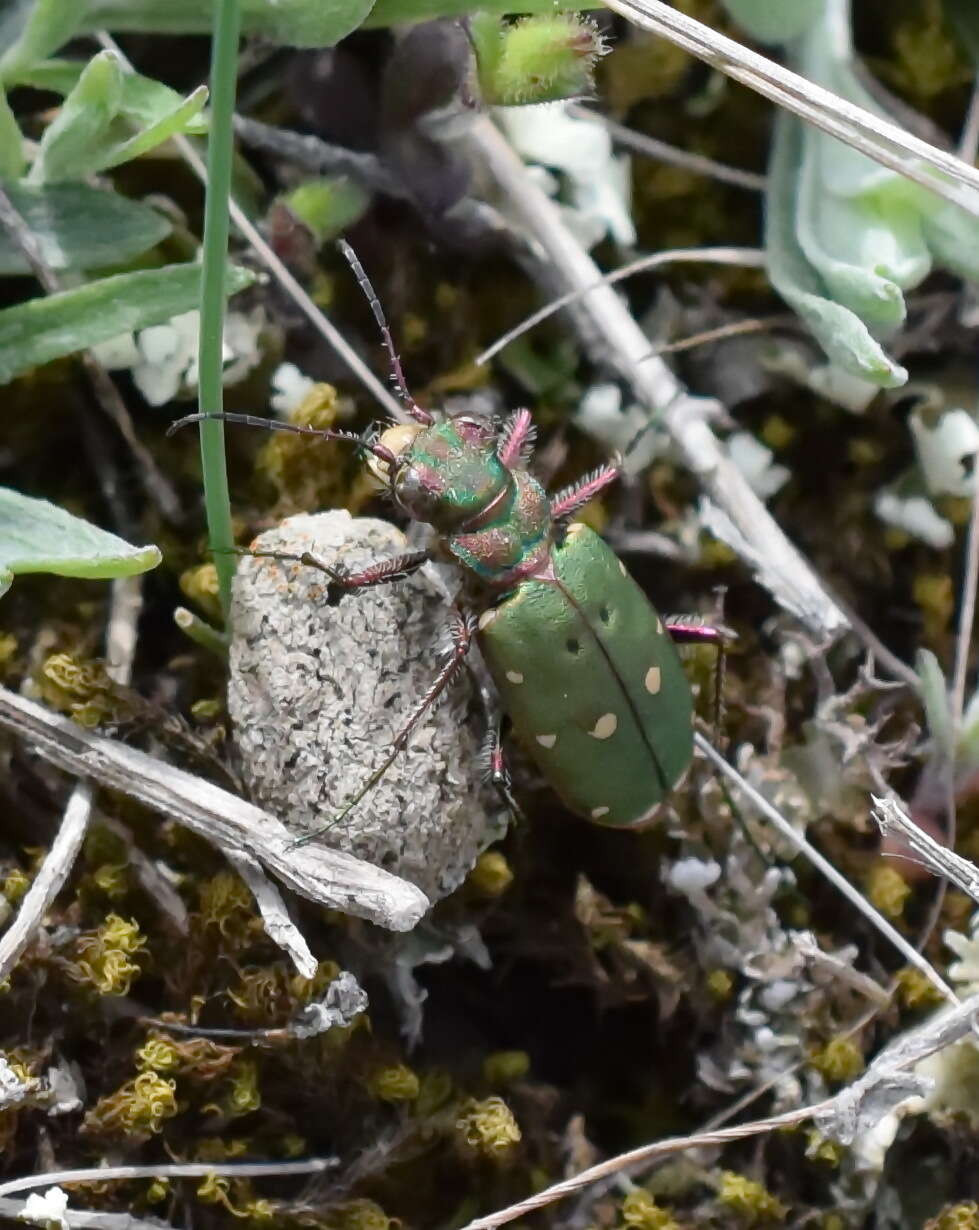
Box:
599, 606, 611, 624
566, 637, 580, 655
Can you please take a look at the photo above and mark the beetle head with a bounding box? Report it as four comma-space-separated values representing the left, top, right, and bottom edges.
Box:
371, 411, 511, 530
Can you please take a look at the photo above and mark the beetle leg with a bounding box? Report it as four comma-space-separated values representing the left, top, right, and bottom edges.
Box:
666, 617, 735, 750
498, 409, 536, 468
549, 462, 621, 521
235, 546, 430, 604
473, 680, 525, 823
289, 607, 476, 848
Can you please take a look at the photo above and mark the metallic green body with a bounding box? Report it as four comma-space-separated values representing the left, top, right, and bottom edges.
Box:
376, 411, 694, 826
478, 524, 693, 828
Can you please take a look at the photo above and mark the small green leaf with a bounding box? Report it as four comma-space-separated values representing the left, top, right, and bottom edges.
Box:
765, 112, 907, 388
721, 0, 824, 44
29, 50, 123, 184
920, 196, 979, 284
97, 84, 208, 170
0, 0, 85, 80
0, 90, 23, 180
0, 487, 161, 597
81, 0, 375, 47
9, 59, 209, 137
0, 182, 171, 275
281, 176, 370, 243
915, 648, 953, 764
0, 262, 256, 385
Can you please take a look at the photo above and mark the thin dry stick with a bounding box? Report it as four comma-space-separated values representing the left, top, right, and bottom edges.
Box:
0, 576, 143, 981
694, 733, 957, 1004
476, 246, 765, 366
950, 467, 979, 739
225, 847, 317, 978
462, 1102, 827, 1230
569, 104, 767, 192
462, 987, 979, 1230
468, 116, 847, 641
0, 187, 182, 524
874, 794, 979, 904
233, 114, 404, 197
648, 316, 790, 358
94, 33, 406, 425
0, 1159, 336, 1200
0, 685, 429, 932
0, 1198, 165, 1230
603, 0, 979, 218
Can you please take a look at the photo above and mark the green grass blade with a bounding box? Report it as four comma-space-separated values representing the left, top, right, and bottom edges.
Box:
196, 0, 242, 621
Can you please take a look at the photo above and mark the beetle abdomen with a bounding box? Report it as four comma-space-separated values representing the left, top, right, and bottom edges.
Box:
478, 524, 693, 828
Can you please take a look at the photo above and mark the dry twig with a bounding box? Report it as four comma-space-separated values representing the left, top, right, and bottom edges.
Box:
873, 794, 979, 905
0, 686, 429, 932
603, 0, 979, 218
467, 116, 847, 640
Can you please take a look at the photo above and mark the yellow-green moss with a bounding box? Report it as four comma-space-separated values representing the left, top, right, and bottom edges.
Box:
620, 1187, 681, 1229
323, 1198, 395, 1230
706, 968, 733, 1001
925, 1201, 979, 1230
2, 868, 29, 905
866, 863, 911, 921
368, 1063, 420, 1103
180, 563, 223, 624
456, 1096, 521, 1157
92, 862, 129, 900
896, 965, 946, 1010
717, 1171, 786, 1225
197, 872, 255, 940
38, 652, 117, 727
83, 1070, 177, 1138
913, 573, 954, 650
197, 1174, 274, 1221
224, 1059, 262, 1117
804, 1130, 842, 1166
809, 1037, 864, 1084
468, 850, 514, 898
71, 914, 146, 996
483, 1051, 530, 1087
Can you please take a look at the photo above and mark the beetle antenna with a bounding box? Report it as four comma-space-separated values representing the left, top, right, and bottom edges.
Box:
166, 411, 398, 470
336, 239, 434, 427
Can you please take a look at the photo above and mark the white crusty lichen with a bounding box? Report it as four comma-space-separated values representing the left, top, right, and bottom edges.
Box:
229, 511, 506, 904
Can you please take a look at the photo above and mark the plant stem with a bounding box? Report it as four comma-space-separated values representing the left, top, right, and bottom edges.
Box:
197, 0, 241, 620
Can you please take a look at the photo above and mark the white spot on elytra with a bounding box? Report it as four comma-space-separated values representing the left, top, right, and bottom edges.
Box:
506, 670, 524, 684
591, 805, 610, 819
645, 666, 662, 694
478, 609, 496, 631
589, 713, 617, 740
655, 617, 663, 635
536, 733, 557, 748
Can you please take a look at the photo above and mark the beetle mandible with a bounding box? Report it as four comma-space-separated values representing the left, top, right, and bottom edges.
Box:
177, 242, 725, 834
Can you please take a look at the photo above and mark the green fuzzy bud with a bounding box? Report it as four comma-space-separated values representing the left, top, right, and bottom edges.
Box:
281, 177, 369, 245
473, 14, 609, 107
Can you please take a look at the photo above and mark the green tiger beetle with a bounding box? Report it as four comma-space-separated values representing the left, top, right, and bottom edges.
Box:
174, 242, 728, 836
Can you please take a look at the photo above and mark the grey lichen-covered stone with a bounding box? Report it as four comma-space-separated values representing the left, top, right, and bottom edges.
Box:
229, 511, 505, 904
